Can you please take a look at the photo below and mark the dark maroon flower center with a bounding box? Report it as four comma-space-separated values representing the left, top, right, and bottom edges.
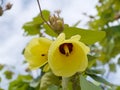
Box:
59, 43, 73, 56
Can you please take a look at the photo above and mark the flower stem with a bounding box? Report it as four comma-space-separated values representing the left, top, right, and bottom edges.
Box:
71, 73, 81, 90
62, 77, 69, 90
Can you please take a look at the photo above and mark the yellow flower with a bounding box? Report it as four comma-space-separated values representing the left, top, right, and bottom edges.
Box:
24, 37, 52, 70
48, 33, 90, 77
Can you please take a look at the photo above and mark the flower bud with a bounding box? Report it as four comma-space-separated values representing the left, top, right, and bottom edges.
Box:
0, 6, 3, 16
49, 13, 64, 34
5, 3, 12, 10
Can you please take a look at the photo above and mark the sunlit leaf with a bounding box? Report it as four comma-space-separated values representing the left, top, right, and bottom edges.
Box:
80, 75, 102, 90
63, 27, 106, 45
30, 76, 41, 88
8, 75, 33, 90
22, 10, 50, 36
43, 24, 58, 37
4, 70, 13, 80
86, 69, 105, 75
33, 10, 50, 23
40, 72, 60, 90
88, 55, 97, 68
23, 22, 41, 35
87, 74, 114, 87
116, 86, 120, 90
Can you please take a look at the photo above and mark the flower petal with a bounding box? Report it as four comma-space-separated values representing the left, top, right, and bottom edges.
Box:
71, 34, 81, 41
24, 37, 52, 69
48, 33, 89, 77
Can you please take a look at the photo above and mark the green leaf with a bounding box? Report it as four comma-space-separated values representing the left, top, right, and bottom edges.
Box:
48, 85, 58, 90
23, 22, 41, 35
117, 58, 120, 65
0, 64, 4, 70
99, 25, 120, 59
86, 69, 105, 75
88, 55, 97, 68
4, 70, 13, 80
86, 69, 114, 87
116, 86, 120, 90
33, 10, 50, 24
43, 24, 58, 37
105, 25, 120, 37
0, 77, 1, 82
38, 10, 50, 21
0, 88, 4, 90
22, 10, 50, 36
63, 27, 106, 45
80, 75, 102, 90
109, 63, 116, 72
40, 72, 60, 90
88, 74, 114, 87
30, 76, 41, 88
8, 75, 33, 90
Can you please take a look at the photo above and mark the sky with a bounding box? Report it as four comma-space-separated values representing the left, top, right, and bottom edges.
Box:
0, 0, 120, 89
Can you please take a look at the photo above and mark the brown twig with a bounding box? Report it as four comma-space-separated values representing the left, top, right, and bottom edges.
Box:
36, 0, 53, 30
